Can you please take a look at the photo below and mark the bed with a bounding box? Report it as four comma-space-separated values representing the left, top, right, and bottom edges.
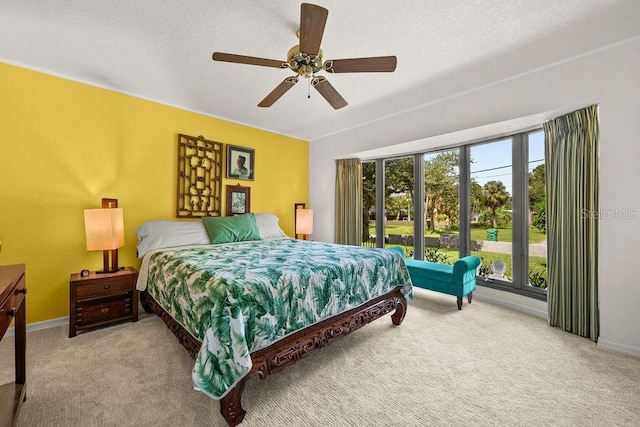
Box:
135, 214, 412, 426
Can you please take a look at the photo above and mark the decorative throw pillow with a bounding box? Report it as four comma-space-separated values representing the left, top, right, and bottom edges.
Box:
254, 213, 288, 239
202, 213, 262, 244
136, 220, 210, 258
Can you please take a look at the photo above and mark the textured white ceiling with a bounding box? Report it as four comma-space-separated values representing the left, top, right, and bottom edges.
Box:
1, 0, 639, 141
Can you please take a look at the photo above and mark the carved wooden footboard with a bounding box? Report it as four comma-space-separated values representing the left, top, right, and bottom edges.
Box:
140, 288, 407, 426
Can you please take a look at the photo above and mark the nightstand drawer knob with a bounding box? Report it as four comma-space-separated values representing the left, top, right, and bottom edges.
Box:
103, 285, 111, 290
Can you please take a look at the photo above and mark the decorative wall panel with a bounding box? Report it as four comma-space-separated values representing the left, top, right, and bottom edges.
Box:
177, 134, 223, 217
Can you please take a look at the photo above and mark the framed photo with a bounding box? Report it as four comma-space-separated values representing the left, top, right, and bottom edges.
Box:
226, 145, 254, 181
226, 184, 250, 216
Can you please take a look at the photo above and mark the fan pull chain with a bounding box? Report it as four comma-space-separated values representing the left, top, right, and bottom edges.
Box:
307, 78, 311, 99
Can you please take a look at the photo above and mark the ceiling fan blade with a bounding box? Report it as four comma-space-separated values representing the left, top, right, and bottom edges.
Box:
299, 3, 328, 57
212, 52, 288, 69
258, 76, 299, 107
324, 56, 397, 73
312, 76, 347, 110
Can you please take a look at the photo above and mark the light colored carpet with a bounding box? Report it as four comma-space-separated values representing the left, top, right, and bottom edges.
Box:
1, 289, 639, 426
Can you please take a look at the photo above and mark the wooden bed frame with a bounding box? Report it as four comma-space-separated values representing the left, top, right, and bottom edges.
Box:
140, 287, 407, 426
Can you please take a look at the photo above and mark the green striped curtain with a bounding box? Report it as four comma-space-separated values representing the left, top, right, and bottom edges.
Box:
335, 158, 362, 245
544, 105, 599, 341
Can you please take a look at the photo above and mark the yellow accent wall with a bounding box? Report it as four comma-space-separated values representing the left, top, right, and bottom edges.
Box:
0, 62, 308, 324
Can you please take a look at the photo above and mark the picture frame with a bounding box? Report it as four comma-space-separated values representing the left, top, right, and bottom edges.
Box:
226, 184, 251, 216
226, 145, 254, 181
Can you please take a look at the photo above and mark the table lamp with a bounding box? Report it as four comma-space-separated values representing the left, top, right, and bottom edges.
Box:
84, 199, 124, 274
295, 208, 313, 240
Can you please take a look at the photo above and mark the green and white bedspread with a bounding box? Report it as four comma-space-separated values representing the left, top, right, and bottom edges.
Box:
136, 238, 413, 400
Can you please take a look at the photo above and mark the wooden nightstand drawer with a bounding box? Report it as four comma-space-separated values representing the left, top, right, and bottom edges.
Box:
76, 277, 132, 299
77, 294, 132, 326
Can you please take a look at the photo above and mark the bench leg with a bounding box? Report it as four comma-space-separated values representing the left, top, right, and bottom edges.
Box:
468, 292, 473, 304
457, 297, 462, 310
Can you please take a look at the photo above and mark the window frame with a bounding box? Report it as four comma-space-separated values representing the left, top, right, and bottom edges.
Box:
363, 129, 547, 302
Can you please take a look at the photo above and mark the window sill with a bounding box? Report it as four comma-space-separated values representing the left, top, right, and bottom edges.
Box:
477, 278, 548, 302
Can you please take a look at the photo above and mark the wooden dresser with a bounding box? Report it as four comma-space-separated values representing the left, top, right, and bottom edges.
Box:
0, 264, 27, 427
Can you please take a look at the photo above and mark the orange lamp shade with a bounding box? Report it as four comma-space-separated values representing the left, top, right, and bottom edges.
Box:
84, 208, 125, 251
295, 209, 314, 235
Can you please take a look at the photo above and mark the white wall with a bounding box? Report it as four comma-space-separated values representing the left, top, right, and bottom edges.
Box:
309, 39, 640, 356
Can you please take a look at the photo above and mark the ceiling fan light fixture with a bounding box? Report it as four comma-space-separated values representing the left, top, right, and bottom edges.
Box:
287, 45, 323, 78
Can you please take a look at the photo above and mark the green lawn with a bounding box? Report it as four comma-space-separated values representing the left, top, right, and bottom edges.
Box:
372, 224, 546, 244
387, 244, 547, 286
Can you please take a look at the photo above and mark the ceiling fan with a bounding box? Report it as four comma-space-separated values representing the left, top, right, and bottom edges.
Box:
212, 3, 397, 110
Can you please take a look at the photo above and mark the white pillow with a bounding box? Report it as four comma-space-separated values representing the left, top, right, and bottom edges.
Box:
254, 213, 287, 239
136, 220, 210, 258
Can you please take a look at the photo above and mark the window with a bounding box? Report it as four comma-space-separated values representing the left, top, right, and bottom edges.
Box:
361, 130, 547, 300
527, 131, 547, 291
384, 157, 414, 256
423, 149, 460, 262
362, 161, 376, 247
470, 139, 513, 283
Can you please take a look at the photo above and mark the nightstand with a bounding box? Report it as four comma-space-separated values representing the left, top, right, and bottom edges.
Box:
69, 267, 138, 338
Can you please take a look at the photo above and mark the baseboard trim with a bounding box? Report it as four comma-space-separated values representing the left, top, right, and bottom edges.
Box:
4, 316, 68, 337
597, 339, 640, 358
473, 293, 548, 319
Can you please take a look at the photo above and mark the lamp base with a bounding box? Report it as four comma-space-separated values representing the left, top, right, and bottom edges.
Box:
97, 249, 122, 274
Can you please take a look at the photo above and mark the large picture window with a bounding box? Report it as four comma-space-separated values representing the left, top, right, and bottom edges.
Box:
361, 129, 547, 300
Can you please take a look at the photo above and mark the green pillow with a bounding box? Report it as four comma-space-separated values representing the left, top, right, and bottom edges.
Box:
202, 213, 261, 244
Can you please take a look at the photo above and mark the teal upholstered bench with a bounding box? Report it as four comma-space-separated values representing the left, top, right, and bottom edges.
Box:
389, 247, 481, 310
